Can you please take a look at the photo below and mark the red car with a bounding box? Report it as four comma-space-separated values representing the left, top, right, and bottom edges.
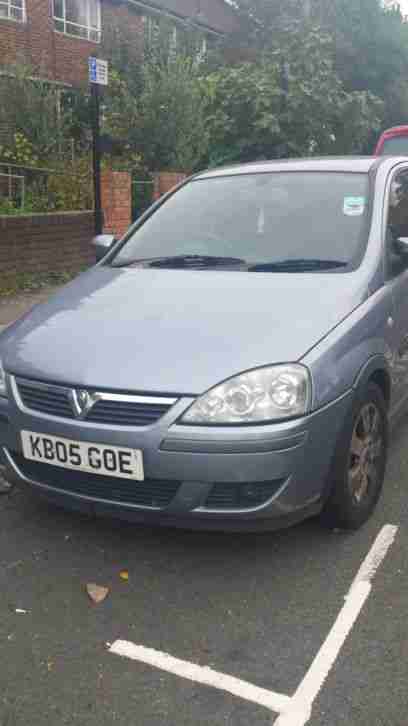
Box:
375, 125, 408, 155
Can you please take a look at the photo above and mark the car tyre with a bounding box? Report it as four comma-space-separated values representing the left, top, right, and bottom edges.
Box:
320, 383, 388, 530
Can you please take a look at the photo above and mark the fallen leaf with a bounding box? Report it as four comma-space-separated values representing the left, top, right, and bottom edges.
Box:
86, 583, 109, 604
119, 570, 129, 581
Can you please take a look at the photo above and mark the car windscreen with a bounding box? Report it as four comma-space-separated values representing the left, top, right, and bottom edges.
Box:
381, 135, 408, 155
111, 171, 371, 271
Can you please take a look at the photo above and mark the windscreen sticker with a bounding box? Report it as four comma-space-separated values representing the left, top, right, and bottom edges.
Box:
343, 196, 366, 217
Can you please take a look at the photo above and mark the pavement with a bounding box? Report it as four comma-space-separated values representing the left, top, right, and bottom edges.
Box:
0, 287, 59, 327
0, 290, 407, 725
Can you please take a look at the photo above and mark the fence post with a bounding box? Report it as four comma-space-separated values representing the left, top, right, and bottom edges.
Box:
101, 170, 132, 239
152, 171, 187, 201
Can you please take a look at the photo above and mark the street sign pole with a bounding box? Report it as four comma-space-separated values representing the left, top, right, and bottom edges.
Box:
91, 82, 103, 236
89, 57, 108, 236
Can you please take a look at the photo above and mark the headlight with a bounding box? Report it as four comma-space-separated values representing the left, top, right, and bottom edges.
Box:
181, 365, 311, 425
0, 358, 7, 398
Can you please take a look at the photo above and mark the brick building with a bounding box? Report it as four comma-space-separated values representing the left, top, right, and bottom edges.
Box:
0, 0, 240, 87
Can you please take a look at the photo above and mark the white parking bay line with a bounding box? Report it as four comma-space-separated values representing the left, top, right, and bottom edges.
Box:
109, 641, 292, 714
109, 524, 398, 722
274, 523, 399, 726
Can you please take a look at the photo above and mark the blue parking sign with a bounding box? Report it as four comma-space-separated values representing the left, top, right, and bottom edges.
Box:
88, 57, 108, 86
89, 57, 97, 83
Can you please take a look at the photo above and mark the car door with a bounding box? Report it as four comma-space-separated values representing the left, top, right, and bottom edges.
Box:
385, 165, 408, 414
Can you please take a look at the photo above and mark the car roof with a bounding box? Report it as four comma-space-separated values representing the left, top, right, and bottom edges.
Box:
196, 156, 407, 180
379, 126, 408, 136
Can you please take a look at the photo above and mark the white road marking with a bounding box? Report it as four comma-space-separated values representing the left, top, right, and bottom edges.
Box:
351, 524, 399, 586
274, 523, 399, 726
108, 524, 398, 721
109, 640, 292, 714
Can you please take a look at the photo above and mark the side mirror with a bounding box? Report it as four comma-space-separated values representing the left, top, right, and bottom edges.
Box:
394, 237, 408, 257
92, 234, 116, 262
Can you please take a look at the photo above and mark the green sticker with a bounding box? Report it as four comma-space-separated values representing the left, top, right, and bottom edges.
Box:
343, 196, 365, 217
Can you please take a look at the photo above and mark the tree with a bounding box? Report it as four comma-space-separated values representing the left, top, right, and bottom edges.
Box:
204, 26, 383, 165
0, 64, 90, 162
310, 0, 408, 125
104, 56, 211, 172
227, 0, 308, 47
230, 0, 408, 134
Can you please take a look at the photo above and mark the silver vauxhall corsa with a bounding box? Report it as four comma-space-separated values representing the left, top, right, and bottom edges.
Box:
2, 156, 408, 532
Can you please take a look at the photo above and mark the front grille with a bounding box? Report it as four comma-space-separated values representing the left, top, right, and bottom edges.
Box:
86, 400, 171, 426
18, 381, 73, 418
205, 480, 285, 510
13, 454, 180, 509
16, 378, 175, 427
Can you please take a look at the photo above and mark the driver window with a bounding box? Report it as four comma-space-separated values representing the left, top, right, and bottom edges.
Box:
387, 168, 408, 279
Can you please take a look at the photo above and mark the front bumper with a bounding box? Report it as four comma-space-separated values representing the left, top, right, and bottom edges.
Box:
0, 385, 353, 531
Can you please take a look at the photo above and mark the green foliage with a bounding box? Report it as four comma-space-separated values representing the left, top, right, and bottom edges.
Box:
47, 157, 93, 211
0, 132, 39, 166
0, 63, 92, 168
204, 62, 281, 165
309, 0, 408, 129
104, 56, 211, 172
229, 0, 408, 144
101, 13, 384, 170
0, 2, 405, 184
0, 270, 79, 296
0, 157, 92, 215
0, 198, 23, 216
205, 26, 383, 165
0, 66, 72, 160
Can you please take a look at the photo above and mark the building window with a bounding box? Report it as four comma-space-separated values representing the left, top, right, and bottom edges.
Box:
0, 0, 25, 22
144, 15, 160, 46
144, 15, 208, 61
53, 0, 101, 42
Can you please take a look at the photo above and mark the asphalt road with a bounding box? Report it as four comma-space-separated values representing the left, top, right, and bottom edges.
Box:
1, 403, 407, 726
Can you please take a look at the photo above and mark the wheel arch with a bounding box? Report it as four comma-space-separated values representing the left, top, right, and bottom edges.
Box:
353, 356, 391, 409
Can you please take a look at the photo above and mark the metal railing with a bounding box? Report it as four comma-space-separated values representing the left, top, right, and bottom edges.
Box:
132, 179, 154, 220
0, 162, 92, 213
0, 170, 25, 209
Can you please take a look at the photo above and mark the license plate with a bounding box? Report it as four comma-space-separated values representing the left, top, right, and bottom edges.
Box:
21, 430, 144, 481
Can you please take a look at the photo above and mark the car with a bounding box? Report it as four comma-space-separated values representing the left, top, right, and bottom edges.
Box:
374, 125, 408, 156
2, 156, 408, 533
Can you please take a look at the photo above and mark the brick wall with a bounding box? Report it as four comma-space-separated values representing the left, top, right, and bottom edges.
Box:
0, 0, 240, 87
0, 211, 94, 281
0, 0, 144, 86
101, 170, 131, 239
153, 171, 187, 200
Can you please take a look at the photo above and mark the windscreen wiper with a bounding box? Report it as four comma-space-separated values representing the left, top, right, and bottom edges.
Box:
248, 258, 348, 272
115, 255, 248, 269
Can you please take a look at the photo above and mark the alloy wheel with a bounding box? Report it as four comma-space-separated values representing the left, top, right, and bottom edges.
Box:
348, 403, 384, 505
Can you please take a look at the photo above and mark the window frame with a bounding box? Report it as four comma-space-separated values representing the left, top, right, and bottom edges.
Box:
0, 0, 25, 23
53, 0, 101, 43
384, 164, 408, 281
108, 172, 374, 272
144, 14, 208, 61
